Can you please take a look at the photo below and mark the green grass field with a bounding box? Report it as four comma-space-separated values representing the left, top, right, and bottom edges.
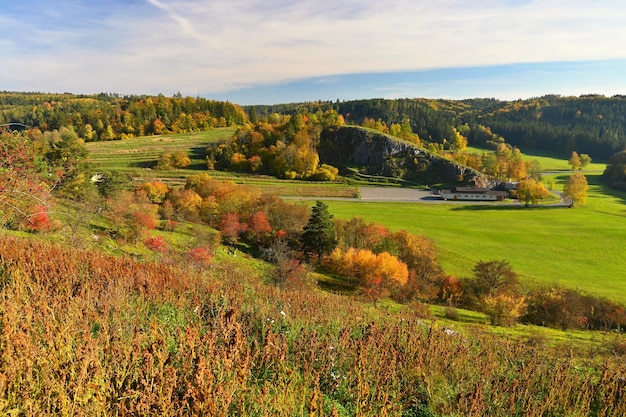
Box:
464, 145, 606, 172
84, 128, 236, 174
324, 175, 626, 303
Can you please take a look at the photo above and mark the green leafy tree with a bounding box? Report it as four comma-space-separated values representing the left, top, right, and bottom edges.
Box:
603, 150, 626, 189
579, 153, 592, 169
468, 259, 525, 326
301, 201, 337, 261
563, 173, 588, 207
471, 259, 520, 297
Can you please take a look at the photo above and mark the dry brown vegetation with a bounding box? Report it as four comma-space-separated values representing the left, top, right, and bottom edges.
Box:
1, 235, 625, 416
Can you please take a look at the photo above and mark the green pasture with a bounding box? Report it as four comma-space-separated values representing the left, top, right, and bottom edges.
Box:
324, 184, 626, 303
84, 128, 236, 173
464, 145, 606, 172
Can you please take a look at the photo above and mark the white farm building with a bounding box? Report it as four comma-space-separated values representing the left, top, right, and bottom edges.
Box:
440, 187, 509, 201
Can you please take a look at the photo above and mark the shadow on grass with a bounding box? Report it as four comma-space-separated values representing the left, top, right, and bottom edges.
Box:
317, 277, 359, 295
450, 203, 569, 211
586, 174, 626, 206
130, 160, 156, 168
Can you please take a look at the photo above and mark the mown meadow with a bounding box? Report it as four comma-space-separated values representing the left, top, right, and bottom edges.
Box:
85, 128, 237, 175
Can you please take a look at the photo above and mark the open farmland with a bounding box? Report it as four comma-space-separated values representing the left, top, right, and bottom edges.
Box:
325, 175, 626, 303
84, 130, 626, 302
84, 128, 236, 174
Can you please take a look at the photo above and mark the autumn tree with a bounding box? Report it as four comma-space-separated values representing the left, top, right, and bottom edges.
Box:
301, 201, 337, 261
326, 247, 408, 306
482, 293, 527, 326
528, 159, 543, 181
244, 211, 273, 246
523, 286, 586, 331
105, 189, 160, 242
262, 239, 310, 288
579, 153, 592, 169
563, 173, 588, 207
392, 230, 443, 301
167, 188, 203, 221
568, 151, 581, 171
335, 217, 392, 253
157, 150, 191, 170
219, 213, 246, 245
0, 132, 55, 230
516, 178, 550, 206
465, 259, 525, 325
139, 181, 169, 204
257, 194, 310, 238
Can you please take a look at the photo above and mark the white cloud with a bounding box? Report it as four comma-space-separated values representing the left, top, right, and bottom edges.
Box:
1, 0, 625, 97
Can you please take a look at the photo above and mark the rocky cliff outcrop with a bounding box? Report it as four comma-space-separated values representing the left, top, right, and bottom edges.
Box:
318, 126, 492, 186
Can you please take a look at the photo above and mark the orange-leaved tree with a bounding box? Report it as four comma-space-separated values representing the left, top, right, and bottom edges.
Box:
326, 247, 408, 305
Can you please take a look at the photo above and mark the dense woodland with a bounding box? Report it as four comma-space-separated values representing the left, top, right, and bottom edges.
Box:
250, 95, 626, 159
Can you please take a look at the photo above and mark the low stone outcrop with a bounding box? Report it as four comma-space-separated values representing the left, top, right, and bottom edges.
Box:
318, 126, 492, 186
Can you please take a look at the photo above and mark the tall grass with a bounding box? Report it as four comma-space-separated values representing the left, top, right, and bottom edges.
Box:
1, 236, 625, 416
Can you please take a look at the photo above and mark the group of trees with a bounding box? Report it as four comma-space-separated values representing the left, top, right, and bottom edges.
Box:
603, 150, 626, 190
453, 142, 534, 182
464, 95, 626, 159
457, 260, 626, 330
208, 110, 343, 180
568, 151, 592, 170
249, 95, 626, 161
0, 128, 88, 231
0, 92, 246, 141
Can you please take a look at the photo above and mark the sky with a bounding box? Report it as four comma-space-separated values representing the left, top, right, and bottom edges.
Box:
1, 0, 626, 105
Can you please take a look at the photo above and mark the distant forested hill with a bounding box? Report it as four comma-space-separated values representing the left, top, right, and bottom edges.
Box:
250, 95, 626, 160
467, 95, 626, 159
3, 92, 626, 160
0, 91, 246, 140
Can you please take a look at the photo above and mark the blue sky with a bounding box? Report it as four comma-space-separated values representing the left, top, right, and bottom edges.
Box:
1, 0, 625, 104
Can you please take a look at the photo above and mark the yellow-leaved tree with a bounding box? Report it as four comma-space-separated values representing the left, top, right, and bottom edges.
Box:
563, 173, 588, 207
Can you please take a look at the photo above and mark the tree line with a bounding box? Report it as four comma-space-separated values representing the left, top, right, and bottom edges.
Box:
0, 91, 246, 141
4, 91, 626, 162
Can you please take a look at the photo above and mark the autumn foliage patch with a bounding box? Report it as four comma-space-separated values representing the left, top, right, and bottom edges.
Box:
1, 236, 625, 416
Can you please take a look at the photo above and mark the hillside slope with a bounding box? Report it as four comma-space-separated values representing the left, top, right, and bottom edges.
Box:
1, 235, 625, 416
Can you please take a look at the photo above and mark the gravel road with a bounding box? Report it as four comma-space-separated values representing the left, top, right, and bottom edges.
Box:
359, 187, 436, 202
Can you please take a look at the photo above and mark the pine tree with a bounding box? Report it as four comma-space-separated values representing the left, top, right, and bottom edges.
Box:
301, 201, 337, 261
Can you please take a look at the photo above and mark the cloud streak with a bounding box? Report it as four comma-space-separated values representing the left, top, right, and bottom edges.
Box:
145, 0, 206, 40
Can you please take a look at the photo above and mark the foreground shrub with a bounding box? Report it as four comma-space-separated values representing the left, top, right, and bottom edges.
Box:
1, 236, 625, 416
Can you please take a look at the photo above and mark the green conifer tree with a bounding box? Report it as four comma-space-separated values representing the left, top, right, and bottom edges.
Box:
301, 201, 337, 261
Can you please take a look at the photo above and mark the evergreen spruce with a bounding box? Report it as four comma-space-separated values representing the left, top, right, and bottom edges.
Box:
301, 201, 337, 261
